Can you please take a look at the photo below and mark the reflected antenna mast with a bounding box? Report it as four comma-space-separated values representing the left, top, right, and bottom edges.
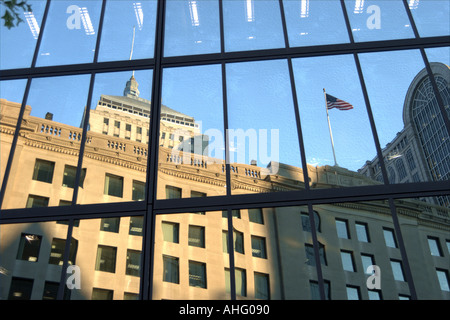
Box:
129, 26, 136, 77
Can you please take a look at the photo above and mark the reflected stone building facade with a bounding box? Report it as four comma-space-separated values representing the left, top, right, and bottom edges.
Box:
359, 63, 450, 208
1, 74, 449, 300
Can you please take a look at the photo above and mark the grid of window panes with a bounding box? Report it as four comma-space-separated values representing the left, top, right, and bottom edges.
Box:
0, 0, 449, 301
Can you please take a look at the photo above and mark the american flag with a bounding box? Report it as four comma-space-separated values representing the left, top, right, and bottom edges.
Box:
326, 94, 354, 111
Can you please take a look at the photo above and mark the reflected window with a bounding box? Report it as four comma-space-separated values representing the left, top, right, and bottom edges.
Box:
336, 219, 350, 239
48, 238, 77, 266
368, 290, 382, 300
310, 280, 330, 300
162, 221, 179, 243
305, 243, 327, 266
95, 245, 117, 273
391, 260, 405, 281
126, 250, 141, 277
166, 185, 182, 199
104, 173, 124, 198
361, 254, 376, 275
163, 255, 179, 284
222, 209, 241, 219
225, 268, 246, 297
436, 269, 450, 292
254, 272, 270, 300
26, 195, 49, 208
428, 237, 443, 257
8, 278, 33, 300
301, 211, 320, 232
189, 261, 207, 289
129, 216, 144, 236
248, 208, 264, 224
16, 233, 42, 262
341, 250, 356, 272
32, 159, 55, 183
132, 180, 145, 201
346, 286, 360, 300
92, 288, 113, 300
251, 236, 267, 259
383, 228, 398, 248
124, 292, 139, 300
62, 165, 86, 188
188, 225, 205, 248
100, 218, 120, 233
355, 222, 370, 242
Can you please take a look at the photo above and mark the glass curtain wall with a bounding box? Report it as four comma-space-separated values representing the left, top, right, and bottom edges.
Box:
0, 0, 449, 301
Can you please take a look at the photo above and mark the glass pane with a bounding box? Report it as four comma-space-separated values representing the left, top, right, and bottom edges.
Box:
78, 69, 152, 205
1, 75, 91, 210
344, 0, 414, 42
426, 47, 450, 67
98, 0, 157, 62
291, 54, 378, 188
223, 0, 285, 52
283, 0, 350, 47
408, 0, 450, 37
157, 65, 225, 199
359, 50, 449, 191
312, 200, 414, 300
36, 0, 102, 66
393, 197, 450, 299
0, 0, 46, 69
0, 79, 28, 188
0, 221, 71, 300
226, 60, 304, 195
164, 0, 221, 57
66, 215, 143, 300
153, 211, 228, 299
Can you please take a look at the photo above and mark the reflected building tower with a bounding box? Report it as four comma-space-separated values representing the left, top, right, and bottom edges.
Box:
359, 62, 450, 207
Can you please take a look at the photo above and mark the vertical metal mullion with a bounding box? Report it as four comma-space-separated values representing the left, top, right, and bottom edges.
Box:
71, 0, 107, 204
278, 0, 290, 49
0, 0, 51, 208
388, 198, 418, 300
287, 58, 311, 192
307, 204, 326, 300
143, 0, 166, 300
219, 0, 236, 301
56, 219, 74, 300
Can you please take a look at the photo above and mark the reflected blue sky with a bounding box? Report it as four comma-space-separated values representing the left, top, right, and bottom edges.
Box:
0, 0, 449, 172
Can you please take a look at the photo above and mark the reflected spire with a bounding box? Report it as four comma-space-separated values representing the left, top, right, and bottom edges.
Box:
124, 26, 139, 98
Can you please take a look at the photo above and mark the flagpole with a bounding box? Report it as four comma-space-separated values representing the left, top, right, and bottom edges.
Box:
323, 88, 338, 166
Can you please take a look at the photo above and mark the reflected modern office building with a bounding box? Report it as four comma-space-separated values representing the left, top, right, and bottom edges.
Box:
359, 62, 450, 208
0, 0, 449, 302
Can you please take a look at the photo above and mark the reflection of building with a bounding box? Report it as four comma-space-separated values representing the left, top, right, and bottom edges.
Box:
359, 63, 450, 208
1, 74, 449, 300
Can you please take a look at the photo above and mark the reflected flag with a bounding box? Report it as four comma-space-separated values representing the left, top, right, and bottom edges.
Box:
326, 94, 354, 111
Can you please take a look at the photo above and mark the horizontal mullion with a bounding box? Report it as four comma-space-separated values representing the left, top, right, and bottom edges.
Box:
153, 180, 450, 213
0, 201, 146, 224
1, 180, 448, 222
1, 37, 448, 80
160, 36, 450, 68
0, 58, 156, 81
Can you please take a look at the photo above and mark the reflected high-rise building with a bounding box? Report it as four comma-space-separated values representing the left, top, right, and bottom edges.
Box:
1, 73, 449, 300
359, 62, 450, 208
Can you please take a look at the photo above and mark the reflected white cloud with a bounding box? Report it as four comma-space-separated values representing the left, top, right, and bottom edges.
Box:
408, 0, 420, 10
